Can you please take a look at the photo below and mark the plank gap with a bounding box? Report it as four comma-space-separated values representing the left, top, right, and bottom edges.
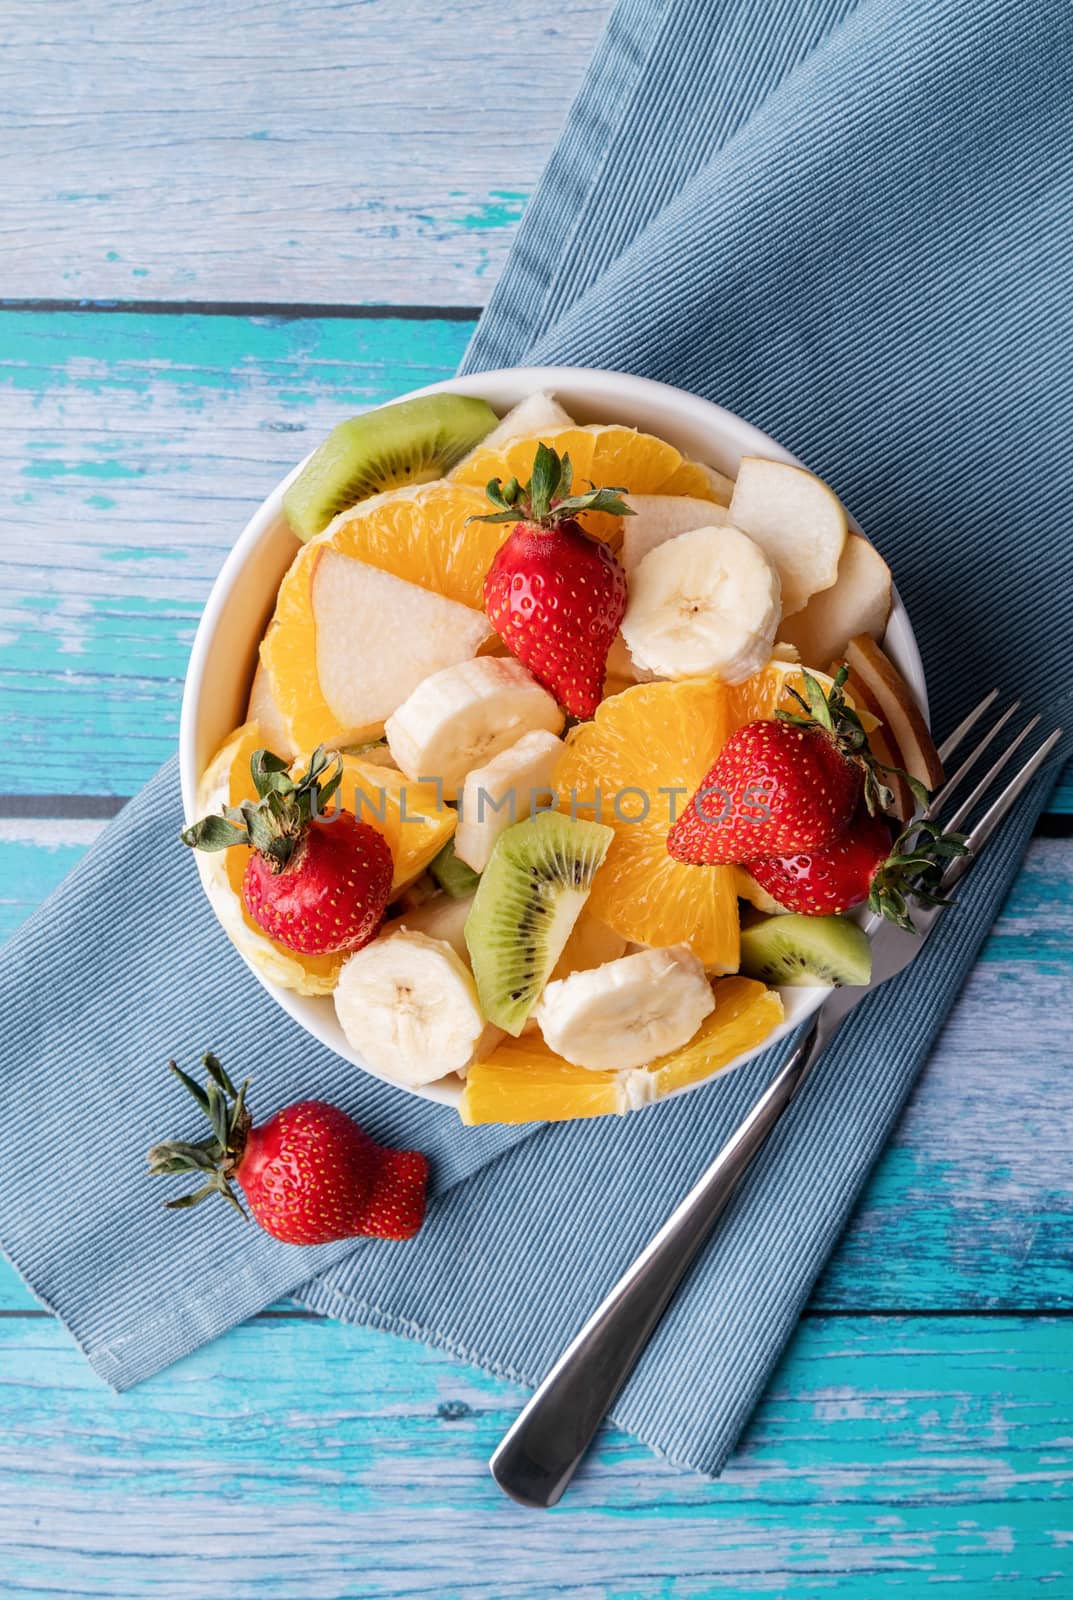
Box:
0, 298, 483, 321
2, 1305, 1070, 1323
0, 795, 126, 820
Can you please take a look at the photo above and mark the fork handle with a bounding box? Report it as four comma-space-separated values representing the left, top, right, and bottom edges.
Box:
490, 1005, 837, 1508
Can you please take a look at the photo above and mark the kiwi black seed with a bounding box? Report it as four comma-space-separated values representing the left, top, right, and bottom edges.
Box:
739, 913, 872, 988
283, 393, 499, 542
464, 812, 614, 1034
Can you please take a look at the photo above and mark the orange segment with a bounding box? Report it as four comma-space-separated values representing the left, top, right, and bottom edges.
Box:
554, 679, 740, 969
657, 459, 734, 504
649, 977, 784, 1096
450, 427, 597, 495
588, 426, 682, 493
319, 481, 501, 610
460, 1033, 620, 1125
729, 659, 879, 732
333, 756, 455, 890
459, 975, 783, 1124
260, 554, 338, 753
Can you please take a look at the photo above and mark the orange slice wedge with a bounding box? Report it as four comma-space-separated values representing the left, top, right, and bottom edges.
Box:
460, 976, 783, 1124
657, 459, 734, 503
554, 678, 741, 969
315, 480, 502, 610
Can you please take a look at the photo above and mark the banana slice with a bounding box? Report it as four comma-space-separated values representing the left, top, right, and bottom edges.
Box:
621, 524, 781, 684
335, 929, 487, 1085
385, 657, 565, 799
455, 729, 564, 873
535, 945, 715, 1072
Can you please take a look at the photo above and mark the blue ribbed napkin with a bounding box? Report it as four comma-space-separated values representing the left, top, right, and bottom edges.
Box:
1, 0, 1069, 1477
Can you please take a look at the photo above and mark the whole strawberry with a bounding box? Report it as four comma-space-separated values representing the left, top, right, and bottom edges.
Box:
747, 804, 967, 928
182, 745, 393, 956
148, 1054, 429, 1242
668, 668, 903, 867
473, 441, 633, 717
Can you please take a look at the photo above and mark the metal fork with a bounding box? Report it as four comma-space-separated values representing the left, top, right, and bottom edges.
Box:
490, 694, 1063, 1508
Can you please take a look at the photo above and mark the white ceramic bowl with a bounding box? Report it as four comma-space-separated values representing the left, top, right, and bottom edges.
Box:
180, 366, 927, 1113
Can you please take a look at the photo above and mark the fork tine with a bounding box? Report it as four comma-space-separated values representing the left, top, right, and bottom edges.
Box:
940, 728, 1063, 892
926, 699, 1022, 822
942, 714, 1041, 835
937, 688, 1000, 764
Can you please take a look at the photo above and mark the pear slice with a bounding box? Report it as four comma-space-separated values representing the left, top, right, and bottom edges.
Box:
621, 494, 728, 574
466, 392, 574, 455
841, 633, 945, 797
777, 533, 892, 664
312, 549, 492, 743
380, 893, 475, 962
729, 457, 847, 615
246, 660, 298, 761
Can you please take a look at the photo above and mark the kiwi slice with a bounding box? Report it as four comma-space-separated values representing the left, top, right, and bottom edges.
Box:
429, 839, 481, 900
283, 393, 499, 542
465, 812, 614, 1035
740, 913, 872, 988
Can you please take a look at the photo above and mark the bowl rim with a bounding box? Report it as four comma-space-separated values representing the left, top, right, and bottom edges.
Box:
180, 364, 928, 1116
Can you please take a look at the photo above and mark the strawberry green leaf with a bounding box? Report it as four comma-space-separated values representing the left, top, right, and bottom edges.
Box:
168, 1059, 212, 1113
469, 442, 635, 529
180, 814, 248, 852
203, 1052, 237, 1098
182, 745, 343, 872
528, 441, 559, 520
149, 1056, 254, 1221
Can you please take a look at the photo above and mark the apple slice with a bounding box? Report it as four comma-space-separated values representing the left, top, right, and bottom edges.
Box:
621, 494, 728, 574
841, 633, 945, 801
729, 457, 847, 615
778, 533, 892, 664
312, 549, 492, 743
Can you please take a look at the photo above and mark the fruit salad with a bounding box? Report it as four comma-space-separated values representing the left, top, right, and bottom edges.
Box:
184, 389, 952, 1126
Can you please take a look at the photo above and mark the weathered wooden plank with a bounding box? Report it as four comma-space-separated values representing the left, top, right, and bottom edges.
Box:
0, 0, 610, 305
1, 834, 1069, 1318
0, 310, 471, 792
0, 1313, 1068, 1596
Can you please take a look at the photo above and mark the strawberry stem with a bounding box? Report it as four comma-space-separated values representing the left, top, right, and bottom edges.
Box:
181, 745, 343, 873
778, 666, 901, 816
147, 1055, 253, 1218
869, 818, 970, 930
467, 441, 636, 528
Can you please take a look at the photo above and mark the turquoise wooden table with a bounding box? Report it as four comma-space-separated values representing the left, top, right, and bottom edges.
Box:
2, 4, 1071, 1594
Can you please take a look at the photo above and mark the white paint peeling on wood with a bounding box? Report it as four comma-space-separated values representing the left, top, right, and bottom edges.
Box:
0, 0, 611, 304
0, 1314, 1069, 1597
0, 817, 107, 846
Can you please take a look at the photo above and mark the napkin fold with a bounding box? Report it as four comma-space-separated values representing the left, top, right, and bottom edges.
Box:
1, 0, 1070, 1477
